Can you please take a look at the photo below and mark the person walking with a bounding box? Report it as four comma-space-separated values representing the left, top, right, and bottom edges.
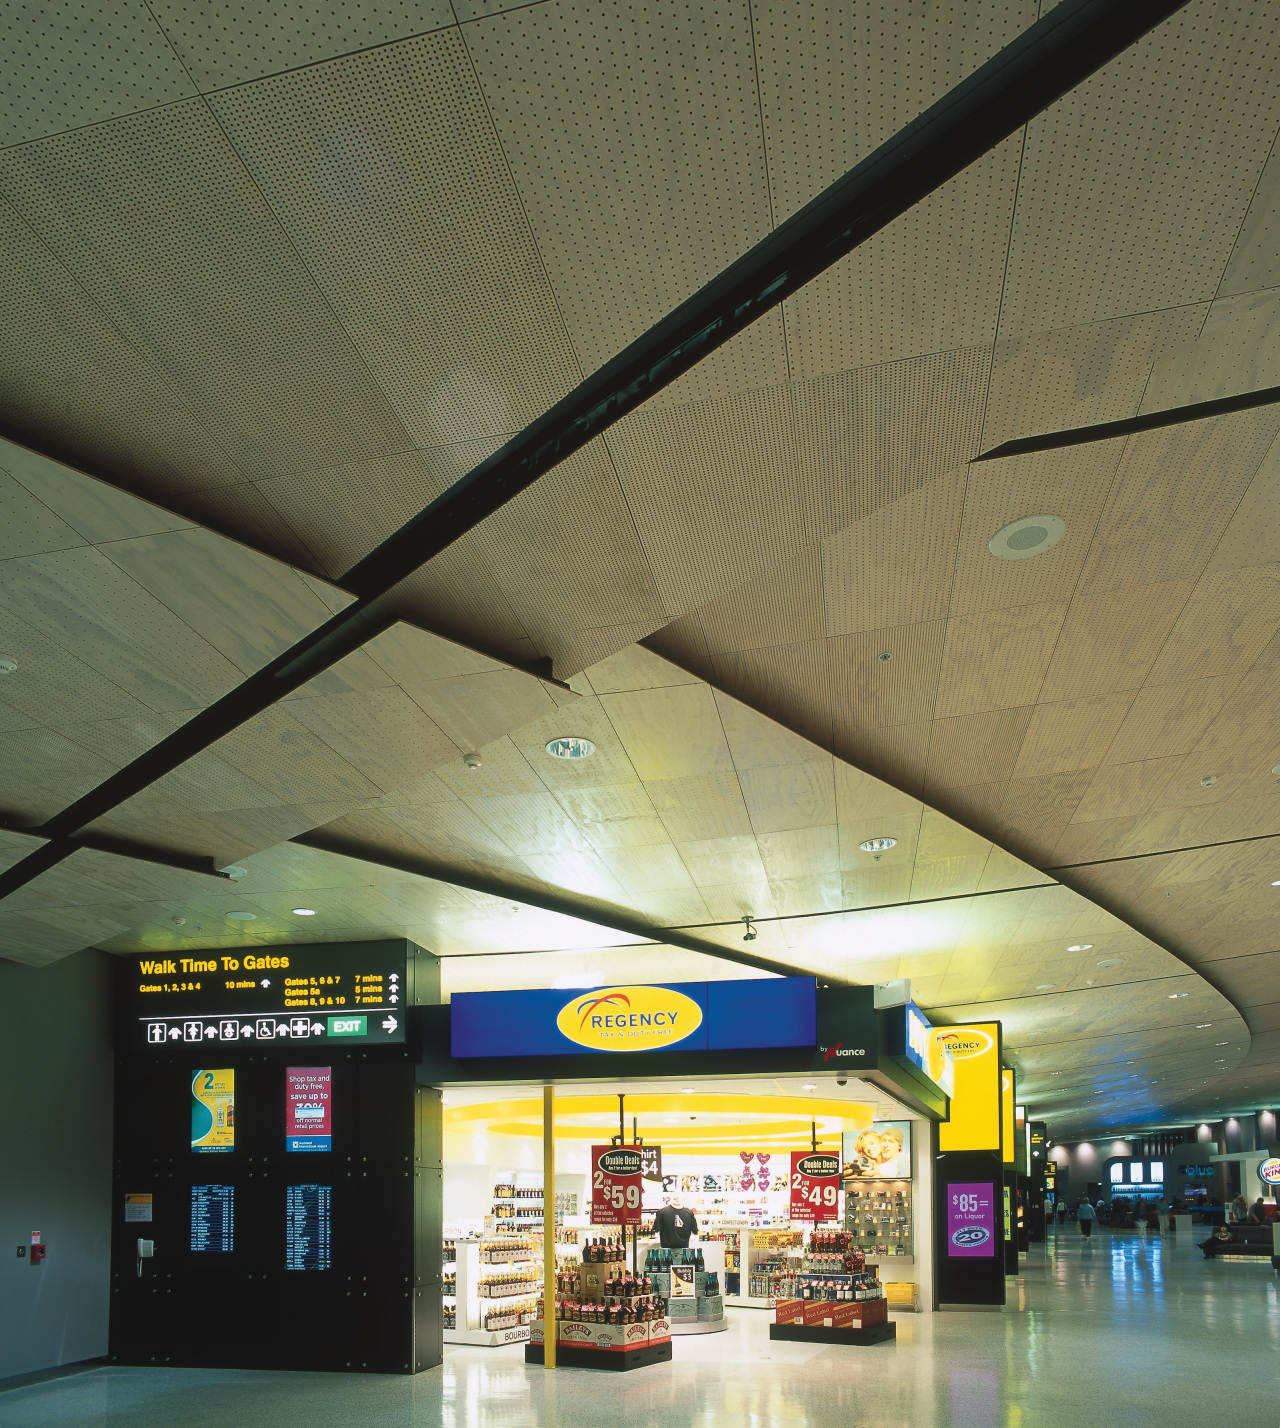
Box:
1077, 1198, 1097, 1239
1157, 1200, 1170, 1235
1134, 1202, 1147, 1237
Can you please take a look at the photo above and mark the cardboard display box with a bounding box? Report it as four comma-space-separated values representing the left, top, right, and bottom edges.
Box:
578, 1262, 627, 1301
774, 1299, 806, 1326
698, 1294, 724, 1319
667, 1298, 699, 1322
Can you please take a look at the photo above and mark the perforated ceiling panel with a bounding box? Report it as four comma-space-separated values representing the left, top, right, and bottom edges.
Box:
755, 0, 1033, 375
0, 101, 415, 479
149, 0, 455, 90
461, 0, 773, 379
0, 2, 195, 148
209, 28, 582, 448
998, 0, 1280, 337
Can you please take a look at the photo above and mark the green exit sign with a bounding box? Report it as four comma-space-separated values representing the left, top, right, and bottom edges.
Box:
327, 1015, 367, 1037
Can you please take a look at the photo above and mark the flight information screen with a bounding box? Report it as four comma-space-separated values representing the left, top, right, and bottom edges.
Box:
191, 1184, 234, 1253
286, 1185, 332, 1271
128, 943, 406, 1051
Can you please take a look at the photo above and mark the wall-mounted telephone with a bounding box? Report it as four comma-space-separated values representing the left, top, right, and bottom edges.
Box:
136, 1239, 154, 1277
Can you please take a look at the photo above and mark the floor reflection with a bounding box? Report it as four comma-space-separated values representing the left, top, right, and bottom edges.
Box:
2, 1234, 1278, 1428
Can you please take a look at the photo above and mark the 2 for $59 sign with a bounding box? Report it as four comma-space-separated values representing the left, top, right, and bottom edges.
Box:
591, 1145, 643, 1226
790, 1151, 840, 1221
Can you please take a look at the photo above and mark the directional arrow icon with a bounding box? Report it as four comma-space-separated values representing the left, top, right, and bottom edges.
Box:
311, 1023, 324, 1034
382, 1015, 398, 1033
168, 1028, 180, 1039
241, 1026, 255, 1036
260, 978, 271, 988
389, 993, 399, 1003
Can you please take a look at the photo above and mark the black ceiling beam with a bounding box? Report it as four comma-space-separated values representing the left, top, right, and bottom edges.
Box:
973, 382, 1280, 462
339, 0, 1189, 597
0, 0, 1189, 904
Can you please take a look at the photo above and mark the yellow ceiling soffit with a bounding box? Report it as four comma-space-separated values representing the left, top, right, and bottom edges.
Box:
443, 1093, 874, 1127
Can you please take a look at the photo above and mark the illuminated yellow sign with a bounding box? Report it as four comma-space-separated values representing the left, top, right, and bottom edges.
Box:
925, 1028, 956, 1098
555, 986, 703, 1051
1001, 1069, 1016, 1164
937, 1023, 1001, 1152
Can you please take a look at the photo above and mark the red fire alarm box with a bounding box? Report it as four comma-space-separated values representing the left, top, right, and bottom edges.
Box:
30, 1244, 47, 1264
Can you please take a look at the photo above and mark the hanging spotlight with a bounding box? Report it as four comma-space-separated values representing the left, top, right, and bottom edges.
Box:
742, 915, 757, 943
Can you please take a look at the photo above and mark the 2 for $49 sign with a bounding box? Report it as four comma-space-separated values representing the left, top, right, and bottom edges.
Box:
790, 1151, 841, 1221
592, 1145, 643, 1226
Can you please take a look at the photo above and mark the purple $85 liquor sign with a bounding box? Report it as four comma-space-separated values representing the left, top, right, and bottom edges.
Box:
947, 1182, 996, 1257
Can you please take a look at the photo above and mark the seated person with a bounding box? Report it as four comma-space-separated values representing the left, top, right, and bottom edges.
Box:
1247, 1198, 1267, 1225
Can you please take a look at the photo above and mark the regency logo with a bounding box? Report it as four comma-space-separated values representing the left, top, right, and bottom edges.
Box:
934, 1028, 994, 1060
555, 984, 702, 1051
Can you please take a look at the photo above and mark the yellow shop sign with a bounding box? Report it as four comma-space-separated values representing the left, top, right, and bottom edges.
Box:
556, 985, 703, 1051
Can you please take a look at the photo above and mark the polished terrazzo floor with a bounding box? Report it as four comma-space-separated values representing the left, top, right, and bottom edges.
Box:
3, 1230, 1277, 1427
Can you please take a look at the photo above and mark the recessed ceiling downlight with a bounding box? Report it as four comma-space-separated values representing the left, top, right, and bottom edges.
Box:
226, 911, 256, 921
859, 837, 897, 853
546, 737, 595, 760
292, 908, 316, 917
989, 514, 1066, 561
1067, 944, 1093, 952
1095, 957, 1125, 968
0, 656, 17, 675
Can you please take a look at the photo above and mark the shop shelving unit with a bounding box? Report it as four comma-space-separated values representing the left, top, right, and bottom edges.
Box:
443, 1239, 540, 1347
844, 1178, 914, 1266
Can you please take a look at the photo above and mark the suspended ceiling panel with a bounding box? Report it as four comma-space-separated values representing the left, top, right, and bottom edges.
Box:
0, 839, 221, 968
0, 438, 348, 825
82, 620, 572, 866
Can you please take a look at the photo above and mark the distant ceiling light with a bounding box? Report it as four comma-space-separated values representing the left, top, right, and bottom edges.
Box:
292, 909, 316, 917
742, 915, 757, 943
1196, 1023, 1212, 1028
1170, 992, 1188, 998
1095, 957, 1124, 968
801, 1085, 816, 1091
0, 656, 17, 675
462, 752, 482, 770
1272, 765, 1280, 776
222, 866, 247, 880
1271, 880, 1280, 887
1036, 983, 1055, 991
226, 911, 256, 921
171, 916, 186, 926
876, 651, 893, 663
859, 837, 897, 853
546, 737, 595, 760
1199, 775, 1218, 788
1067, 944, 1093, 952
681, 1088, 696, 1094
988, 514, 1066, 561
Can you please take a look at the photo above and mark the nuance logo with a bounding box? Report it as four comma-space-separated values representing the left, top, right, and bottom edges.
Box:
821, 1043, 866, 1060
934, 1028, 994, 1061
555, 985, 702, 1051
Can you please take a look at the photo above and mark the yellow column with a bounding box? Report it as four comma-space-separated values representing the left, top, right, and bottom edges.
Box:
543, 1084, 556, 1369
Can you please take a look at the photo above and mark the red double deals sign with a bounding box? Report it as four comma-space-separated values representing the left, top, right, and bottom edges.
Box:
790, 1151, 841, 1221
591, 1145, 643, 1226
